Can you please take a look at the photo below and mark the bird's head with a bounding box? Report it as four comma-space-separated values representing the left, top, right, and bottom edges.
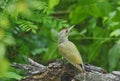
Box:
58, 25, 75, 43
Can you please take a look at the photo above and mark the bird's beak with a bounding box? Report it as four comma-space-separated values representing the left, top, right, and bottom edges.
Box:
68, 25, 75, 31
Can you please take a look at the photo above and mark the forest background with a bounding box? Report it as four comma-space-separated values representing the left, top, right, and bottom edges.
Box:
0, 0, 120, 80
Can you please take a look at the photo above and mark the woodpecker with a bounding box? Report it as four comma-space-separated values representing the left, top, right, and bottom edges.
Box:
58, 26, 85, 80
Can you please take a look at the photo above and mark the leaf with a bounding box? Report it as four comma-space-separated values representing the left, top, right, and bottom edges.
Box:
0, 58, 9, 77
112, 9, 120, 21
89, 4, 102, 17
3, 35, 15, 45
110, 29, 120, 37
28, 0, 47, 10
88, 39, 108, 62
70, 1, 111, 24
108, 44, 120, 71
48, 0, 60, 10
117, 40, 120, 44
0, 43, 6, 57
16, 20, 38, 33
50, 29, 58, 41
31, 48, 47, 55
97, 2, 111, 16
4, 72, 22, 80
43, 42, 58, 61
89, 1, 111, 17
70, 5, 88, 24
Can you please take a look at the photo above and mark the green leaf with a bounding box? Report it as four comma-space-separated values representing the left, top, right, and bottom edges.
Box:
32, 29, 36, 34
89, 4, 102, 17
88, 39, 108, 62
4, 72, 22, 80
43, 42, 58, 61
31, 48, 47, 55
112, 9, 120, 21
70, 5, 88, 24
3, 35, 15, 45
50, 29, 58, 41
110, 29, 120, 37
28, 0, 47, 10
108, 44, 120, 71
48, 0, 60, 9
0, 43, 6, 57
89, 2, 111, 17
16, 20, 38, 33
0, 58, 9, 77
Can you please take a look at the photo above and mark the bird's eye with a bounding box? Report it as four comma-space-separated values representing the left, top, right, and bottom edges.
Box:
65, 30, 68, 33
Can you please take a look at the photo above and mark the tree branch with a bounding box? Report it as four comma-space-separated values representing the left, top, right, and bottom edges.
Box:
11, 59, 120, 81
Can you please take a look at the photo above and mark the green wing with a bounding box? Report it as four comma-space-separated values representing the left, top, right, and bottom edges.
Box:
58, 41, 83, 64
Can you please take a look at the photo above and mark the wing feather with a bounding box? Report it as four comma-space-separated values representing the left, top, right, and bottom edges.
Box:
58, 41, 83, 64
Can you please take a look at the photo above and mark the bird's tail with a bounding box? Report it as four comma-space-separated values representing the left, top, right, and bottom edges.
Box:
73, 63, 86, 81
73, 63, 85, 73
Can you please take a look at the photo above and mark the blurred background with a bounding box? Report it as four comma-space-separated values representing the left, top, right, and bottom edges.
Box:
0, 0, 120, 80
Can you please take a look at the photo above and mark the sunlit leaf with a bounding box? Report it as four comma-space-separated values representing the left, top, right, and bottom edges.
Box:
0, 58, 9, 77
48, 0, 60, 9
7, 0, 31, 19
112, 9, 120, 21
110, 29, 120, 37
16, 20, 38, 33
117, 40, 120, 44
0, 16, 10, 29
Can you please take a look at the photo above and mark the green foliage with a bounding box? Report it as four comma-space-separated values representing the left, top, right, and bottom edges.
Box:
48, 0, 60, 10
4, 72, 22, 80
0, 58, 9, 77
0, 0, 120, 80
108, 43, 120, 71
110, 29, 120, 37
70, 0, 112, 24
16, 20, 38, 33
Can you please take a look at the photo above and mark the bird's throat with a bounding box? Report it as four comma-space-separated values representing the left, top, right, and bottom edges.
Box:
58, 37, 69, 44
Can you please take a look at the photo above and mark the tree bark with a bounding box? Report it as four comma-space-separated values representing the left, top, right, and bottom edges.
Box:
11, 58, 120, 81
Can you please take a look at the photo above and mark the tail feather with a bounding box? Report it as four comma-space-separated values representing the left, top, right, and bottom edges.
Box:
72, 63, 85, 73
79, 64, 86, 73
72, 63, 86, 81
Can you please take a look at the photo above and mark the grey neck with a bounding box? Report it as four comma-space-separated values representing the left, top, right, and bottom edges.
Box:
58, 37, 69, 44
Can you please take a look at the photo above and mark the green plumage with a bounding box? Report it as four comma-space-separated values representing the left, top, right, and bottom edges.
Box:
58, 41, 83, 64
58, 26, 85, 73
58, 41, 84, 72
